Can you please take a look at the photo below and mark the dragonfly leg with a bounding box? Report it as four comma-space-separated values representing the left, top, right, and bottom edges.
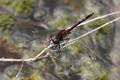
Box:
62, 37, 70, 47
50, 38, 61, 50
58, 43, 61, 49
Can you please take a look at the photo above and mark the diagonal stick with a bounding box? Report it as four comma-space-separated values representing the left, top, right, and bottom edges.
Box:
77, 11, 120, 26
64, 17, 120, 48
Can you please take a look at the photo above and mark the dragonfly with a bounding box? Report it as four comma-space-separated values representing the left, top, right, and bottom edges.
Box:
51, 13, 94, 49
28, 13, 94, 49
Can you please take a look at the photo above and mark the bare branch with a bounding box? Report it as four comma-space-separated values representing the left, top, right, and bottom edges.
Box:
34, 52, 51, 62
0, 11, 120, 62
33, 44, 52, 60
12, 61, 24, 80
0, 44, 52, 62
64, 17, 120, 47
77, 10, 120, 26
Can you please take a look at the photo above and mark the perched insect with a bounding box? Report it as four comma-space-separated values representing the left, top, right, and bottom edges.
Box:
51, 13, 94, 49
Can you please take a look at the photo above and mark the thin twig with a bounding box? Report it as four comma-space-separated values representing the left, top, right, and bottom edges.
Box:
0, 44, 52, 62
33, 44, 52, 60
0, 11, 120, 62
64, 17, 120, 47
0, 57, 33, 62
12, 61, 24, 80
35, 52, 51, 62
77, 11, 120, 26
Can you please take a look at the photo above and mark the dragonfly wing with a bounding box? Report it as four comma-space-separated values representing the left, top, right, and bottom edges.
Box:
32, 29, 59, 35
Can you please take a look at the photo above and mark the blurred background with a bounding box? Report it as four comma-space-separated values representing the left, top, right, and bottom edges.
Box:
0, 0, 120, 80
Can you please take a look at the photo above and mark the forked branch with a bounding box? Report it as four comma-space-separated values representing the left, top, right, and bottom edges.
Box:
0, 11, 120, 62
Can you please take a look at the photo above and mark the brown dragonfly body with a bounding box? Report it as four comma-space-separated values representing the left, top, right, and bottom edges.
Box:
51, 13, 94, 49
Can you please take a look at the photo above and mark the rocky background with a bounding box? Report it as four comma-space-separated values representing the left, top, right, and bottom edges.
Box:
0, 0, 120, 80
